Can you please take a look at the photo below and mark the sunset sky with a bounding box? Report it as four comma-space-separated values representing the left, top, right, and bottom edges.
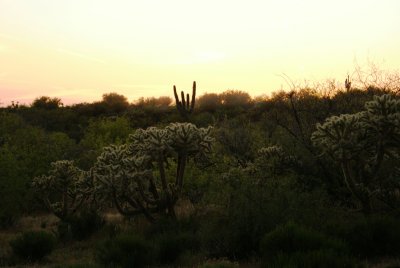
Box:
0, 0, 399, 106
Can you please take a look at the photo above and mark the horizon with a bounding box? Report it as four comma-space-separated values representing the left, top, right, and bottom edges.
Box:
1, 0, 400, 106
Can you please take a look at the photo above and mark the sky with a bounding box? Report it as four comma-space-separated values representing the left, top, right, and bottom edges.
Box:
0, 0, 399, 106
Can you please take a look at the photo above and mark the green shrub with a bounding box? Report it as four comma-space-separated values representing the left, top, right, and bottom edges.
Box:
10, 231, 56, 262
329, 216, 400, 258
145, 216, 199, 236
69, 210, 105, 240
155, 231, 200, 264
268, 249, 360, 268
260, 222, 347, 258
259, 223, 361, 267
96, 233, 153, 268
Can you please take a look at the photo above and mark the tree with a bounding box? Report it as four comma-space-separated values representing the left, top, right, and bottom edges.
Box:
220, 90, 251, 108
32, 96, 63, 110
78, 117, 133, 168
312, 95, 400, 213
92, 122, 213, 221
197, 93, 221, 112
100, 92, 129, 114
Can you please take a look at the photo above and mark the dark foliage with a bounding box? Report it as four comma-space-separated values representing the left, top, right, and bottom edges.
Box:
260, 222, 355, 267
10, 231, 56, 262
327, 216, 400, 258
96, 233, 153, 268
68, 210, 105, 240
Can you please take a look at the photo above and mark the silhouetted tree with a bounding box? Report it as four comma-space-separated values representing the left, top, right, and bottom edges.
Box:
220, 90, 251, 108
197, 93, 221, 112
32, 96, 63, 110
100, 92, 129, 114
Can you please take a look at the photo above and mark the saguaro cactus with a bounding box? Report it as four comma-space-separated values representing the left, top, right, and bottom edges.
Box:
173, 81, 196, 119
345, 75, 351, 91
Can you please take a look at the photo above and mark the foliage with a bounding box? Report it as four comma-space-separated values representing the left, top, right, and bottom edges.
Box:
68, 210, 105, 240
312, 94, 400, 213
32, 96, 63, 110
78, 117, 132, 168
136, 96, 172, 109
327, 216, 400, 258
199, 150, 333, 259
96, 233, 153, 268
220, 90, 252, 108
260, 222, 348, 258
197, 93, 221, 112
260, 222, 354, 267
0, 115, 76, 226
93, 122, 213, 221
10, 231, 56, 262
155, 231, 200, 263
100, 92, 129, 114
215, 117, 265, 167
266, 250, 360, 268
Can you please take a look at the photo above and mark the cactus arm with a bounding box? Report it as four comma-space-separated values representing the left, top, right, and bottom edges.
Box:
191, 81, 196, 112
173, 85, 180, 105
181, 91, 186, 108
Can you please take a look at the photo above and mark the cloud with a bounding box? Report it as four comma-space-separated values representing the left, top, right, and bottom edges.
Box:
56, 48, 106, 64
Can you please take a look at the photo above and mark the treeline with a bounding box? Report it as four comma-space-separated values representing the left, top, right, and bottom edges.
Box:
1, 83, 400, 266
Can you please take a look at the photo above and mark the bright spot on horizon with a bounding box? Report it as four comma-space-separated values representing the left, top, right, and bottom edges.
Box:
0, 0, 399, 106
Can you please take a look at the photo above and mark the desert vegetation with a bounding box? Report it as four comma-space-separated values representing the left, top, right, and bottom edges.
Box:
0, 78, 399, 267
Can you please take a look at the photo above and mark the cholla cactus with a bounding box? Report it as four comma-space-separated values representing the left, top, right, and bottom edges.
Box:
312, 94, 400, 213
255, 146, 300, 176
32, 160, 88, 221
92, 122, 213, 221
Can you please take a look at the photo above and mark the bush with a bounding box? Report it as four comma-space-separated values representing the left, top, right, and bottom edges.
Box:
69, 210, 105, 240
329, 216, 400, 258
10, 231, 56, 262
96, 233, 153, 268
260, 222, 347, 258
56, 210, 104, 241
268, 249, 360, 268
260, 222, 360, 267
155, 231, 200, 264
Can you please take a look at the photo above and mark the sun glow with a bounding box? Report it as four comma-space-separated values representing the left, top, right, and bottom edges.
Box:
0, 0, 399, 105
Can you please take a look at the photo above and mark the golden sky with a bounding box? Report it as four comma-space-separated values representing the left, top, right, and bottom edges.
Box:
0, 0, 399, 105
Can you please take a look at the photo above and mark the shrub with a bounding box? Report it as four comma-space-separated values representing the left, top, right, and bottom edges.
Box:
69, 210, 105, 240
96, 233, 153, 268
268, 249, 360, 268
329, 216, 400, 258
10, 231, 56, 262
260, 222, 347, 258
155, 231, 200, 264
260, 222, 361, 267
